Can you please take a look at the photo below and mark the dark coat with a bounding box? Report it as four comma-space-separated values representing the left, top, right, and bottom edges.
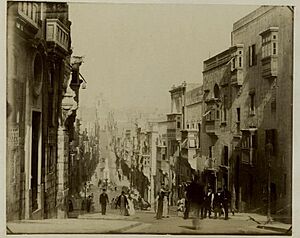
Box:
99, 193, 109, 205
186, 181, 205, 205
115, 194, 128, 207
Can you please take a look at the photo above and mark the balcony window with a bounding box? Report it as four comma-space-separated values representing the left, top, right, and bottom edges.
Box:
261, 27, 278, 59
46, 19, 70, 53
18, 2, 39, 26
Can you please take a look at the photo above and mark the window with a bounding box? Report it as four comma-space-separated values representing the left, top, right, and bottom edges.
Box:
224, 146, 229, 166
237, 108, 241, 122
189, 139, 196, 148
216, 110, 220, 119
214, 84, 220, 99
265, 129, 277, 156
223, 96, 227, 121
261, 27, 278, 59
177, 121, 181, 129
187, 124, 189, 129
273, 42, 277, 55
209, 146, 212, 158
250, 94, 255, 115
249, 44, 257, 66
239, 57, 242, 67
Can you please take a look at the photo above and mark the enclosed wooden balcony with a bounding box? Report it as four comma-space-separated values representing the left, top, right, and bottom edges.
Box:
46, 19, 70, 53
261, 55, 278, 79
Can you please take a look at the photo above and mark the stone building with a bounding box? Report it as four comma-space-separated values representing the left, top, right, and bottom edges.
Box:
6, 2, 84, 220
201, 6, 293, 219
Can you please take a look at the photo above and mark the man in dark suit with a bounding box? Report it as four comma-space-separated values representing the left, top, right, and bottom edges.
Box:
99, 189, 109, 215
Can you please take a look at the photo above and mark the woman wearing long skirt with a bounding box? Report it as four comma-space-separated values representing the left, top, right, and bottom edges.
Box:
156, 191, 164, 219
162, 193, 169, 218
127, 195, 135, 216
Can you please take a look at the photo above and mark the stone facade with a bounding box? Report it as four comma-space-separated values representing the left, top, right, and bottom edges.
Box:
201, 6, 293, 218
6, 2, 83, 220
231, 6, 293, 216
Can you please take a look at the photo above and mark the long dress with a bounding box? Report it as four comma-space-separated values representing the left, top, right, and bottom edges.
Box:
156, 192, 164, 219
162, 193, 169, 217
117, 195, 127, 216
127, 197, 135, 216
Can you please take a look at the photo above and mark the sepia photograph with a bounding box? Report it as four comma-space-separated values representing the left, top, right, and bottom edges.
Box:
5, 0, 295, 236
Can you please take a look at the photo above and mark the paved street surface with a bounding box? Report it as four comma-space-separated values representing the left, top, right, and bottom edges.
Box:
7, 206, 290, 235
7, 130, 291, 235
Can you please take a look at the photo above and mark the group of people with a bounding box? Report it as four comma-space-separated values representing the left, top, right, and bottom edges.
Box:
180, 176, 233, 220
155, 184, 171, 219
99, 189, 136, 216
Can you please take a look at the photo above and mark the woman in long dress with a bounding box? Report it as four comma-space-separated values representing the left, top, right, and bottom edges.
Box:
156, 190, 164, 219
162, 192, 169, 218
127, 195, 135, 216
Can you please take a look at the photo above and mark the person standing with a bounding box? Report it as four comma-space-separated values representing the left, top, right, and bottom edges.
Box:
221, 186, 231, 220
87, 195, 92, 213
162, 186, 170, 218
99, 189, 109, 215
156, 190, 164, 219
213, 188, 223, 219
127, 194, 135, 216
115, 191, 128, 216
184, 184, 191, 219
204, 187, 214, 218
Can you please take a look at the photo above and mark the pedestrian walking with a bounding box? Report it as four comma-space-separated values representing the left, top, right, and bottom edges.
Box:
213, 188, 223, 219
221, 186, 231, 220
115, 191, 128, 216
99, 189, 109, 215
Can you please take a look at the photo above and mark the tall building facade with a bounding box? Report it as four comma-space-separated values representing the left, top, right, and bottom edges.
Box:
7, 2, 84, 220
201, 6, 293, 219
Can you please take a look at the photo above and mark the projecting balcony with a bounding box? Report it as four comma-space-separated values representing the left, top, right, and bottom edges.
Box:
205, 124, 216, 134
231, 68, 244, 86
16, 2, 39, 36
261, 55, 278, 79
46, 19, 70, 53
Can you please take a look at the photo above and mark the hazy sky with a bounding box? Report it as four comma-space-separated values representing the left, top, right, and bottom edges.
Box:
69, 3, 258, 112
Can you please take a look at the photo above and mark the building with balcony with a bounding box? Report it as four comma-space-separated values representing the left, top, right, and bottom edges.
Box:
6, 2, 84, 221
201, 6, 293, 220
230, 6, 293, 217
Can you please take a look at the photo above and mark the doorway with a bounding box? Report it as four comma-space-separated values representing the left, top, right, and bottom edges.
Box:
31, 111, 41, 211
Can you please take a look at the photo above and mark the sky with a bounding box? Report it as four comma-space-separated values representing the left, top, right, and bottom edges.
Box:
69, 3, 258, 113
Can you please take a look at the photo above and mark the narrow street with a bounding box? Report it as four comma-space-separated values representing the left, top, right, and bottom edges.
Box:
5, 2, 294, 237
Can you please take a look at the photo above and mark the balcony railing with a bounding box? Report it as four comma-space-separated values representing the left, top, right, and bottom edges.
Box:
46, 19, 70, 53
17, 2, 39, 27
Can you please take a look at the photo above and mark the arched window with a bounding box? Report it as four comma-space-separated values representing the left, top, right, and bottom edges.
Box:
214, 84, 220, 99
